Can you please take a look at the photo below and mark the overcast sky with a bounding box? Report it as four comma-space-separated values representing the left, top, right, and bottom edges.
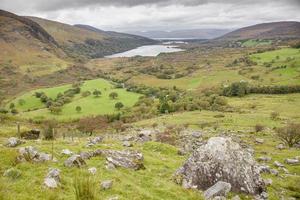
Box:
1, 0, 300, 31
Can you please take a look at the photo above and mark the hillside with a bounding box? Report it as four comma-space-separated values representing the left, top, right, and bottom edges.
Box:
28, 17, 156, 58
219, 21, 300, 40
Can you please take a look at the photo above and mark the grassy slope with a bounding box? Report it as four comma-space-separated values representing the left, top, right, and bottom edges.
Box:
0, 138, 203, 200
9, 79, 141, 120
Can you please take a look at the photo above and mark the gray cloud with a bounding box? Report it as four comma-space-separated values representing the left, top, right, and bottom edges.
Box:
1, 0, 300, 31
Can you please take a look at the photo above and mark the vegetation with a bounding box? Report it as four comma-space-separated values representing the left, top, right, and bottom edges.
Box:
276, 123, 300, 147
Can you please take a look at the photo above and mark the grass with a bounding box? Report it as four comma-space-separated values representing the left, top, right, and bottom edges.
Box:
8, 79, 142, 121
241, 39, 272, 47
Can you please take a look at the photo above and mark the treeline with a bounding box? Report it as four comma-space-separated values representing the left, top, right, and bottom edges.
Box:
223, 81, 300, 97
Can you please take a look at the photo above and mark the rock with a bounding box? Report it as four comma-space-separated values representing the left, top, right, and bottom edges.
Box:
44, 178, 58, 188
274, 161, 285, 168
232, 195, 241, 200
17, 146, 52, 162
108, 196, 119, 200
191, 131, 202, 138
177, 148, 186, 156
86, 136, 103, 147
255, 192, 268, 200
105, 162, 116, 170
88, 167, 97, 175
276, 144, 285, 150
64, 155, 86, 167
123, 135, 135, 141
255, 138, 264, 144
3, 168, 21, 179
122, 141, 133, 147
258, 165, 271, 174
104, 150, 144, 170
280, 167, 289, 174
174, 137, 265, 195
212, 197, 226, 200
46, 168, 60, 182
203, 181, 231, 200
61, 149, 73, 156
80, 151, 94, 160
270, 169, 279, 176
101, 180, 113, 190
5, 137, 24, 147
264, 179, 272, 186
21, 129, 40, 140
257, 156, 271, 162
284, 158, 299, 165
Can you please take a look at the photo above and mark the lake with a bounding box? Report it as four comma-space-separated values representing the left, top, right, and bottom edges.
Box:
105, 45, 184, 58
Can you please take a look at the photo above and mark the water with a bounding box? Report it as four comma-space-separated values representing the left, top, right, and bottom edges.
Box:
105, 45, 184, 58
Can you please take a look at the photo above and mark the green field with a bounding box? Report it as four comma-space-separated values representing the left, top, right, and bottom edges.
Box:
8, 79, 141, 120
241, 39, 272, 47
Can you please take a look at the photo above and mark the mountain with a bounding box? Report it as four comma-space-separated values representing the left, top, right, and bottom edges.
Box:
27, 17, 156, 59
219, 21, 300, 40
127, 29, 231, 39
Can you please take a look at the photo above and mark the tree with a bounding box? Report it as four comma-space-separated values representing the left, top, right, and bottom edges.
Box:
76, 106, 82, 113
115, 102, 124, 110
276, 123, 300, 147
93, 89, 101, 97
109, 92, 118, 99
77, 116, 108, 136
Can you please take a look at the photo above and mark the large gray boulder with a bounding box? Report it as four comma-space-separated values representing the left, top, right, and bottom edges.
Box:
17, 146, 52, 162
174, 137, 265, 195
204, 181, 231, 199
44, 168, 60, 188
104, 150, 144, 170
5, 137, 24, 147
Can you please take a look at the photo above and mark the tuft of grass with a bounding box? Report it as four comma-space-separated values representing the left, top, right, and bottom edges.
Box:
73, 173, 98, 200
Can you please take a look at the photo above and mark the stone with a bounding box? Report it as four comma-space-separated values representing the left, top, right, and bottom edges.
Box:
108, 196, 119, 200
276, 144, 285, 150
232, 195, 241, 200
38, 152, 52, 162
174, 137, 265, 195
254, 192, 268, 200
101, 180, 113, 190
80, 151, 94, 160
284, 159, 299, 165
64, 155, 86, 167
123, 135, 135, 141
61, 149, 73, 156
258, 165, 271, 173
86, 136, 103, 147
274, 161, 284, 168
17, 146, 52, 163
21, 129, 40, 140
46, 168, 60, 181
5, 137, 24, 147
88, 167, 97, 175
104, 150, 144, 170
44, 178, 58, 188
203, 181, 231, 200
255, 138, 264, 144
257, 156, 271, 162
270, 169, 279, 176
212, 197, 226, 200
280, 167, 289, 174
122, 141, 133, 147
191, 131, 202, 138
105, 162, 116, 170
3, 168, 21, 179
263, 179, 272, 186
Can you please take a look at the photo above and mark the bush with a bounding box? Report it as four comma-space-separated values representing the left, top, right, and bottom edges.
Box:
222, 81, 249, 97
254, 124, 264, 132
276, 123, 300, 147
73, 174, 97, 200
76, 106, 82, 113
115, 102, 124, 110
109, 92, 118, 99
0, 108, 8, 114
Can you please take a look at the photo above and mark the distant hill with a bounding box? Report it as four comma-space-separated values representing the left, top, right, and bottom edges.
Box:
218, 21, 300, 40
27, 18, 156, 59
127, 29, 231, 39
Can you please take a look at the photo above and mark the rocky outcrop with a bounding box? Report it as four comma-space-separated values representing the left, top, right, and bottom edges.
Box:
174, 137, 265, 195
17, 146, 52, 162
5, 137, 24, 147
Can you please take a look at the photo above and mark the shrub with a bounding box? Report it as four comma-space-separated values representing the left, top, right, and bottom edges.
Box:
3, 168, 21, 180
82, 91, 91, 97
222, 81, 249, 97
73, 174, 97, 200
9, 103, 15, 109
11, 108, 18, 114
76, 106, 82, 113
254, 124, 264, 132
276, 123, 300, 147
18, 99, 25, 106
109, 92, 118, 99
115, 102, 124, 110
93, 89, 101, 97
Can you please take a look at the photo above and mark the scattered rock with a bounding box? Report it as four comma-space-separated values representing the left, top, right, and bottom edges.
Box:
44, 168, 60, 188
3, 168, 21, 179
105, 162, 116, 171
101, 180, 113, 190
177, 148, 186, 156
86, 136, 103, 147
107, 196, 119, 200
123, 135, 135, 141
279, 167, 289, 174
270, 169, 279, 176
212, 196, 226, 200
61, 149, 73, 156
284, 158, 299, 165
203, 181, 231, 200
257, 156, 271, 162
21, 129, 40, 140
88, 167, 97, 175
191, 131, 202, 138
17, 146, 52, 162
64, 155, 86, 167
80, 151, 94, 160
258, 165, 271, 174
174, 137, 265, 194
276, 144, 285, 150
122, 141, 133, 147
264, 179, 272, 186
255, 138, 264, 144
254, 191, 268, 200
5, 137, 24, 147
274, 161, 284, 168
104, 150, 144, 170
232, 195, 241, 200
